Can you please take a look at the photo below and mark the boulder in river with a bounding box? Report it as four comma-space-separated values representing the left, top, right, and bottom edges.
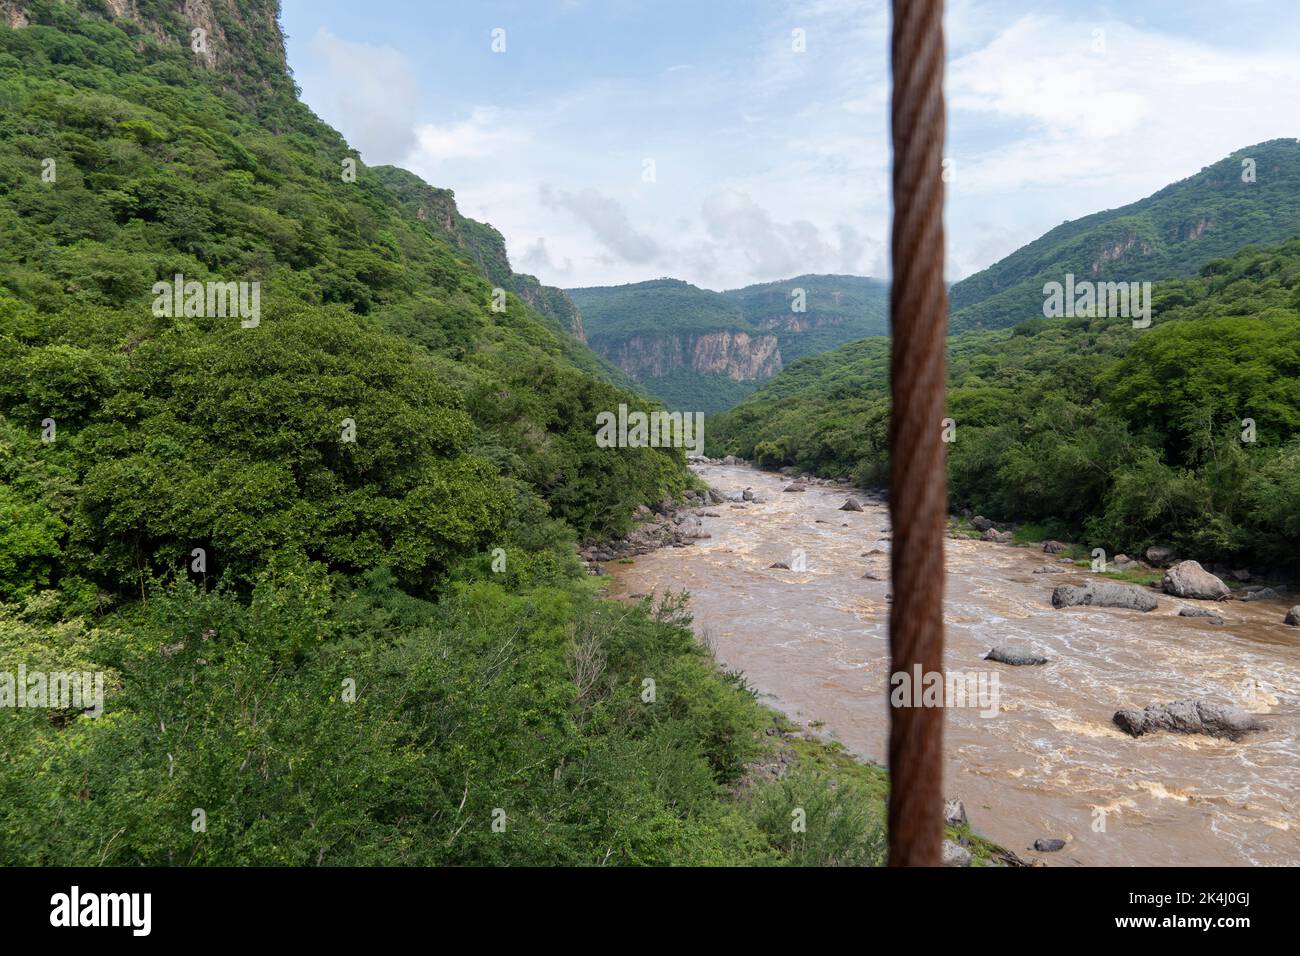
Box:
1285, 607, 1300, 626
1179, 606, 1224, 625
1239, 587, 1278, 602
943, 798, 968, 827
1161, 560, 1230, 601
839, 497, 864, 512
742, 488, 754, 501
1033, 565, 1058, 574
985, 644, 1049, 666
1051, 581, 1158, 612
1145, 545, 1176, 567
982, 528, 1013, 543
768, 562, 790, 570
1033, 838, 1066, 852
1042, 540, 1067, 554
1113, 699, 1264, 741
971, 516, 995, 532
783, 483, 807, 493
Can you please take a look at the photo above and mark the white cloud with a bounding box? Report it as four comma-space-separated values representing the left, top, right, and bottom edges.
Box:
306, 28, 423, 163
939, 11, 1300, 278
542, 186, 661, 265
409, 108, 528, 164
288, 3, 1300, 291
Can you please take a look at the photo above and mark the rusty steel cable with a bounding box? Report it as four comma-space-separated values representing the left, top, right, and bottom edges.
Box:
887, 0, 948, 867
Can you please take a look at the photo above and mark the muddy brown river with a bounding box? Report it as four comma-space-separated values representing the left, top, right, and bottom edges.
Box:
608, 463, 1300, 866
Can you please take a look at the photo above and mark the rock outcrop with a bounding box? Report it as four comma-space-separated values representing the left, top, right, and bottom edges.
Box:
941, 840, 972, 867
1161, 561, 1230, 601
1144, 545, 1176, 567
1179, 607, 1224, 625
1112, 700, 1264, 741
985, 645, 1049, 666
1051, 581, 1158, 612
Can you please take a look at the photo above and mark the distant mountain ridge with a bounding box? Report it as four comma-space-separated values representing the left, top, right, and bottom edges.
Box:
567, 274, 888, 412
950, 139, 1300, 332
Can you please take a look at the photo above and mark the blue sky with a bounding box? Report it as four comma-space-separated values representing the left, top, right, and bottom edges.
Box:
281, 0, 1300, 290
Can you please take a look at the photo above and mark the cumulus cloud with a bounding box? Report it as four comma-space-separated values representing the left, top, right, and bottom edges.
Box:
947, 14, 1300, 196
516, 237, 573, 278
306, 28, 423, 163
698, 190, 869, 280
410, 107, 527, 164
541, 186, 661, 264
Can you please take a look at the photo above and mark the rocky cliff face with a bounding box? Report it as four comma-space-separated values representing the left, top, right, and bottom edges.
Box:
5, 0, 291, 97
600, 331, 781, 382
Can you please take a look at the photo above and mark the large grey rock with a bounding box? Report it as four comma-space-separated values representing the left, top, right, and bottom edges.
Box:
971, 516, 995, 532
982, 528, 1013, 543
941, 840, 972, 867
943, 798, 968, 827
1179, 606, 1224, 625
985, 644, 1049, 666
742, 488, 754, 501
1145, 545, 1176, 567
1285, 607, 1300, 626
783, 483, 807, 493
1052, 581, 1158, 612
1161, 561, 1230, 601
1240, 587, 1278, 602
1033, 838, 1066, 852
1112, 699, 1265, 741
1042, 540, 1067, 554
676, 514, 705, 539
839, 497, 864, 512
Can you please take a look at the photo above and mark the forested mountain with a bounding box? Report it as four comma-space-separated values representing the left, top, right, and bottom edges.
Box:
568, 274, 888, 412
711, 238, 1300, 571
949, 139, 1300, 332
0, 1, 882, 866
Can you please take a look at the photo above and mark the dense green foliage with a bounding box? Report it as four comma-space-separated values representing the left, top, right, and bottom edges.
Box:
568, 275, 889, 412
0, 577, 888, 865
949, 139, 1300, 333
0, 2, 886, 866
571, 277, 751, 339
712, 240, 1300, 571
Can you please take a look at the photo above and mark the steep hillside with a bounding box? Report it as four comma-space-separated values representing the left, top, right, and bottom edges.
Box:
372, 165, 586, 342
949, 139, 1300, 332
0, 1, 887, 867
568, 274, 888, 412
